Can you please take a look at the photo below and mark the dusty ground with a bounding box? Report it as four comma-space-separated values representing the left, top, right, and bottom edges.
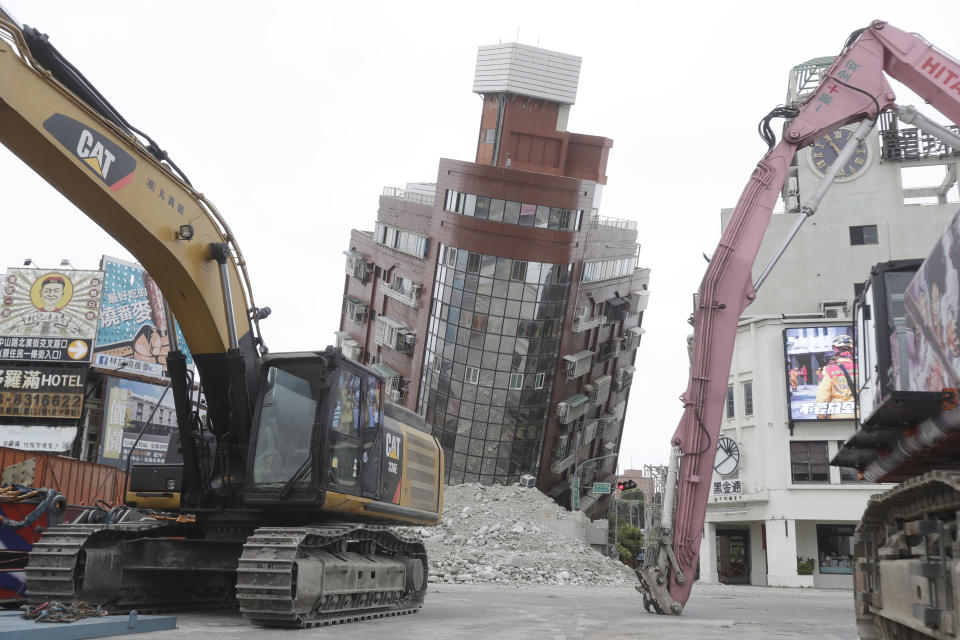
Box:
133, 582, 858, 639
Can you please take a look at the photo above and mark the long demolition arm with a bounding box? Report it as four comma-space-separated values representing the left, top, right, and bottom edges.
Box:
638, 21, 960, 614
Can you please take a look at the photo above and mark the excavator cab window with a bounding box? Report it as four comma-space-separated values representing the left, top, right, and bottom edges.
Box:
329, 369, 363, 488
327, 369, 383, 495
250, 362, 322, 492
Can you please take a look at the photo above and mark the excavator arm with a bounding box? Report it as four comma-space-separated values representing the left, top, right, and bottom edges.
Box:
639, 20, 960, 614
0, 11, 266, 496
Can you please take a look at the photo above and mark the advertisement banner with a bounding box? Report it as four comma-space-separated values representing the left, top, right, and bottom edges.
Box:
0, 268, 103, 362
0, 425, 77, 452
0, 364, 86, 419
903, 210, 960, 392
93, 256, 192, 380
784, 325, 857, 421
97, 376, 181, 470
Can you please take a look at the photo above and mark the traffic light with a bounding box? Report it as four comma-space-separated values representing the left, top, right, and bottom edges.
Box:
617, 479, 637, 491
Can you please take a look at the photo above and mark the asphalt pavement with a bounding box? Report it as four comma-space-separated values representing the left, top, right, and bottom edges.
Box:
133, 582, 858, 639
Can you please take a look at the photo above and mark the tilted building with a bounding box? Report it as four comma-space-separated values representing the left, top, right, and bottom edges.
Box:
337, 43, 649, 515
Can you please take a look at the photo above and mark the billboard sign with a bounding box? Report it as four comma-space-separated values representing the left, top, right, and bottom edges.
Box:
784, 325, 857, 421
93, 256, 191, 380
903, 210, 960, 392
0, 425, 77, 453
0, 268, 103, 362
97, 376, 181, 470
0, 364, 86, 420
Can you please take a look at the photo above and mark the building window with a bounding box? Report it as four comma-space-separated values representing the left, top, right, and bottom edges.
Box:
853, 281, 866, 301
742, 381, 753, 417
837, 441, 862, 483
725, 385, 735, 419
849, 225, 878, 245
790, 441, 829, 483
510, 261, 527, 282
509, 373, 523, 390
465, 366, 479, 384
432, 355, 441, 373
445, 246, 457, 267
535, 373, 545, 389
817, 524, 855, 574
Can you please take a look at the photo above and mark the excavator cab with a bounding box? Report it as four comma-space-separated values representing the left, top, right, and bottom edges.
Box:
245, 351, 375, 504
243, 350, 441, 525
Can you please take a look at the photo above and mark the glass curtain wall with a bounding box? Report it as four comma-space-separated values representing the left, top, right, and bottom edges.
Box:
418, 243, 572, 484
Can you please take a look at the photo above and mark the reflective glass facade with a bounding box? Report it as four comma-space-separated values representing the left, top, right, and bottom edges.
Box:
443, 190, 583, 232
418, 244, 572, 484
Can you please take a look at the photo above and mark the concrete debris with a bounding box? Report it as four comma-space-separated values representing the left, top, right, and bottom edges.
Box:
405, 483, 638, 587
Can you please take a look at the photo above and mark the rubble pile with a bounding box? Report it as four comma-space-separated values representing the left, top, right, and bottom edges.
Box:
411, 483, 638, 587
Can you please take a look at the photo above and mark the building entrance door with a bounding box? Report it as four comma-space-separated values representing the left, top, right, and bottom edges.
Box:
716, 528, 750, 584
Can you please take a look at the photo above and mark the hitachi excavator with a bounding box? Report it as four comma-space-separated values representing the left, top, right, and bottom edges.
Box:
0, 5, 443, 628
634, 20, 960, 640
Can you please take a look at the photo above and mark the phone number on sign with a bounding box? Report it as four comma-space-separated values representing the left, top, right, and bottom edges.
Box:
0, 392, 82, 418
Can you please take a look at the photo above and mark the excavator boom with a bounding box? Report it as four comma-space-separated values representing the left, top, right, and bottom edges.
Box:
0, 15, 263, 449
638, 21, 960, 615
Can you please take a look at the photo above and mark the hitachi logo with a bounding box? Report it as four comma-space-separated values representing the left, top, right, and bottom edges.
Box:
76, 129, 116, 179
921, 57, 960, 94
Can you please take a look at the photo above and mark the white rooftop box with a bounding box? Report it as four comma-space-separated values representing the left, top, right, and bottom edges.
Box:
473, 43, 581, 105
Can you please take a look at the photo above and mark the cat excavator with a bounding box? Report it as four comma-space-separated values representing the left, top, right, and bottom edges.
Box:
0, 4, 443, 627
635, 19, 960, 640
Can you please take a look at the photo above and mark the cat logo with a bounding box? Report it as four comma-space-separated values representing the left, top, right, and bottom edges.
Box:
385, 432, 401, 460
43, 114, 136, 191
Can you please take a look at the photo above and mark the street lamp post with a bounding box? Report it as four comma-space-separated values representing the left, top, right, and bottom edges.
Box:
570, 452, 619, 512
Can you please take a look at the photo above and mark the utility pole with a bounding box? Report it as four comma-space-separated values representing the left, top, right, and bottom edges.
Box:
613, 497, 618, 555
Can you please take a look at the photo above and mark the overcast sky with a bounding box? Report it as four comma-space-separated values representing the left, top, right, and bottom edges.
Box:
2, 1, 959, 472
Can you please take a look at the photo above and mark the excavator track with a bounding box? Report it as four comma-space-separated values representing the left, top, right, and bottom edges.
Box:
854, 471, 960, 640
236, 523, 428, 628
26, 521, 242, 612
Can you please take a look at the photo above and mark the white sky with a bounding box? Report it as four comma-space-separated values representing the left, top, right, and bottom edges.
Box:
2, 1, 959, 472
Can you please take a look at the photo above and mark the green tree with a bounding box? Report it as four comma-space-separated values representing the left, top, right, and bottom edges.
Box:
617, 524, 645, 566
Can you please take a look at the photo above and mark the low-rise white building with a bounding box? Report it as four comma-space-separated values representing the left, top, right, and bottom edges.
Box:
697, 58, 960, 589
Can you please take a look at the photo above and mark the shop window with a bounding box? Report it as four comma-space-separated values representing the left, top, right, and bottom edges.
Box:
725, 385, 735, 419
817, 524, 854, 574
790, 441, 829, 483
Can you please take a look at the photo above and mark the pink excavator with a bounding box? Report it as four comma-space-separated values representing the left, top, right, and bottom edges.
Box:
637, 20, 960, 640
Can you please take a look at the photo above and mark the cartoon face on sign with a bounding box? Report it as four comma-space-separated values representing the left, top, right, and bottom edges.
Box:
31, 273, 73, 312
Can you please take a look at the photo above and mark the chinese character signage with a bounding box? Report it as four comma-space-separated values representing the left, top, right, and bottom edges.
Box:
97, 376, 181, 469
0, 364, 86, 419
784, 326, 857, 421
0, 268, 103, 362
0, 425, 77, 452
712, 479, 743, 502
93, 256, 192, 380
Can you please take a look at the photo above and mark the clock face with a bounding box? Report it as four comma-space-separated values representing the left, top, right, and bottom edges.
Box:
714, 436, 740, 476
807, 128, 872, 182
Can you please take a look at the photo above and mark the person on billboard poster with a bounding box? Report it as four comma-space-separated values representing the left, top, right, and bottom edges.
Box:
815, 335, 857, 419
31, 274, 72, 312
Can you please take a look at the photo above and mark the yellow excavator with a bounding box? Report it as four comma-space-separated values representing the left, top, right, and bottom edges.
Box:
0, 5, 443, 627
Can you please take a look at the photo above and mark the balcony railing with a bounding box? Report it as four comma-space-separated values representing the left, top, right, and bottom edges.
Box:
382, 186, 435, 205
572, 314, 606, 333
382, 285, 420, 308
551, 452, 576, 474
589, 214, 637, 231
